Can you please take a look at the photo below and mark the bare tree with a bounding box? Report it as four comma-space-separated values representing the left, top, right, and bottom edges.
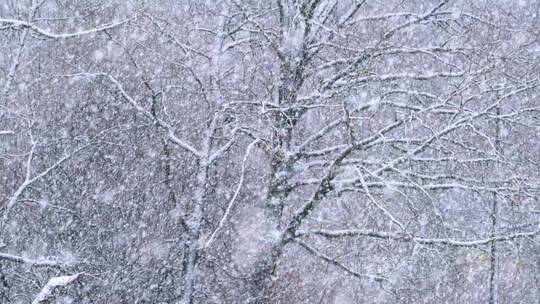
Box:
1, 0, 539, 303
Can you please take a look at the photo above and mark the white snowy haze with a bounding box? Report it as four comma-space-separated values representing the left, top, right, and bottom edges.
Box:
1, 0, 540, 303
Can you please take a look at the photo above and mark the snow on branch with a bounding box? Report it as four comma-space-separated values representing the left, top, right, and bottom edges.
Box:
296, 240, 386, 282
0, 17, 133, 39
0, 130, 14, 135
81, 73, 202, 158
204, 138, 260, 249
32, 272, 84, 304
0, 252, 65, 269
0, 143, 91, 240
297, 228, 540, 247
282, 120, 404, 242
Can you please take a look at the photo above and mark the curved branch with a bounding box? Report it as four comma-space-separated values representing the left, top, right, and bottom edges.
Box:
0, 17, 133, 39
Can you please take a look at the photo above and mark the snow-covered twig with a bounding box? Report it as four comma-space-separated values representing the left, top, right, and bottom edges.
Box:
297, 228, 540, 247
204, 139, 260, 249
282, 120, 403, 242
83, 73, 202, 158
296, 240, 386, 282
32, 272, 84, 304
0, 143, 91, 240
0, 17, 133, 39
0, 252, 64, 268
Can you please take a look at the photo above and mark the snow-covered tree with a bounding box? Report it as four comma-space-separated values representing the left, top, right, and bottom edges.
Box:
1, 0, 539, 303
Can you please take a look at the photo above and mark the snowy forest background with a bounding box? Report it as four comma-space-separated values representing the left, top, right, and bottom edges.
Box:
1, 0, 540, 303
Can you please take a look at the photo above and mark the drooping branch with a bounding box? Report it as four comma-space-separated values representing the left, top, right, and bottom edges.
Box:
83, 73, 202, 158
295, 239, 386, 282
0, 17, 133, 39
